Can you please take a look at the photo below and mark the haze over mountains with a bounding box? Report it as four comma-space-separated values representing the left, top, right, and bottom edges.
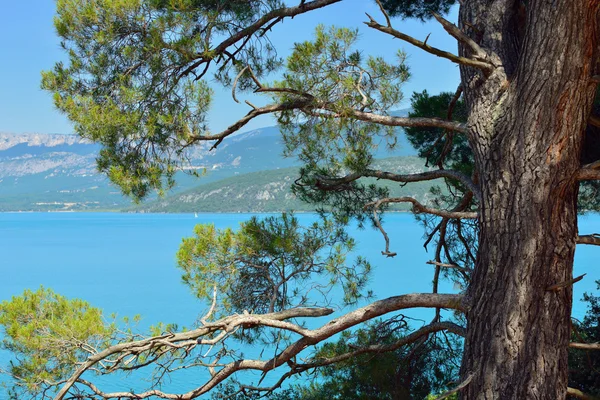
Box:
0, 118, 431, 212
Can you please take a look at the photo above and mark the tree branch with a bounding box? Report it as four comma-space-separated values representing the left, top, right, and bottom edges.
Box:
365, 16, 494, 74
577, 159, 600, 180
241, 321, 465, 395
590, 114, 600, 128
374, 0, 392, 27
427, 260, 473, 274
187, 99, 311, 149
364, 196, 477, 257
178, 0, 342, 79
366, 197, 478, 220
435, 373, 474, 400
431, 12, 489, 62
317, 168, 481, 201
346, 108, 468, 133
570, 342, 600, 350
577, 234, 600, 246
567, 387, 600, 400
53, 306, 334, 400
187, 98, 466, 152
55, 294, 464, 399
293, 321, 465, 369
546, 274, 586, 292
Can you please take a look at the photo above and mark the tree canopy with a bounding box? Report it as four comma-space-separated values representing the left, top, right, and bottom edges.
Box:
2, 0, 600, 399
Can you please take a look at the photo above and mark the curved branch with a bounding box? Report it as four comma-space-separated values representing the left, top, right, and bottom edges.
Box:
364, 195, 477, 257
188, 99, 310, 149
295, 321, 465, 369
178, 0, 342, 79
317, 168, 480, 201
231, 66, 249, 103
435, 373, 474, 400
567, 387, 600, 400
53, 306, 334, 400
347, 109, 468, 133
56, 294, 463, 399
366, 197, 478, 219
241, 321, 465, 395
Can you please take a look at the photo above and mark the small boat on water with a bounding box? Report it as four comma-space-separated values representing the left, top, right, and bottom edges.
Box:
194, 213, 198, 218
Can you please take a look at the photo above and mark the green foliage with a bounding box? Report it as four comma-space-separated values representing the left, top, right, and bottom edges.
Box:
404, 90, 477, 284
275, 25, 410, 226
0, 287, 112, 397
42, 0, 284, 200
405, 90, 470, 177
297, 319, 461, 400
279, 25, 409, 176
212, 318, 461, 400
177, 213, 371, 315
379, 0, 457, 20
569, 280, 600, 396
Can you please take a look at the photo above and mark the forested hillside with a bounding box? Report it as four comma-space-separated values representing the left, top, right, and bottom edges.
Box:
0, 121, 419, 212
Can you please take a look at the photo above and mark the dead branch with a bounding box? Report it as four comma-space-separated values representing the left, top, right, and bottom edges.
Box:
546, 274, 586, 292
431, 13, 489, 62
426, 260, 472, 274
363, 196, 477, 257
54, 293, 464, 400
435, 373, 474, 400
53, 306, 334, 400
231, 66, 249, 103
365, 16, 494, 74
367, 199, 396, 257
374, 0, 392, 27
178, 0, 342, 80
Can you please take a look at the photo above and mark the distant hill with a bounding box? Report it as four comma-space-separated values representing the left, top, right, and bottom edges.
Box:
0, 112, 419, 212
129, 156, 437, 213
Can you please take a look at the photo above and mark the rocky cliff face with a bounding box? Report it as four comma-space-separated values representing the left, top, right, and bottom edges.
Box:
0, 132, 90, 150
0, 129, 301, 211
0, 123, 420, 212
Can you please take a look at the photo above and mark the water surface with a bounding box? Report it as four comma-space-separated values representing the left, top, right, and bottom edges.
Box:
1, 212, 598, 397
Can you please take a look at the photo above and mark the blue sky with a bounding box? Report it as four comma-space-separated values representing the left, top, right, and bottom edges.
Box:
0, 1, 460, 135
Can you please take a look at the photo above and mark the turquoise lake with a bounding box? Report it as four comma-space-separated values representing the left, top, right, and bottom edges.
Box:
1, 212, 599, 397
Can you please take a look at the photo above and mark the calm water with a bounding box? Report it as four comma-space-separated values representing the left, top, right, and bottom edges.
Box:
1, 212, 599, 397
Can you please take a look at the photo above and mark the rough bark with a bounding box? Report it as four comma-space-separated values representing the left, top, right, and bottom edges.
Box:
459, 1, 599, 399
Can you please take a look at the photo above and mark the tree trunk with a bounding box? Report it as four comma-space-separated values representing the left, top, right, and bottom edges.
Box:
459, 1, 598, 398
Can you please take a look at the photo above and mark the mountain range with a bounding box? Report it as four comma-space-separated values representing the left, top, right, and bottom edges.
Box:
0, 116, 434, 213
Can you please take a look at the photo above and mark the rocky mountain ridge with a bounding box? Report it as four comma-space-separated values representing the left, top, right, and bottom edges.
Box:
0, 132, 90, 150
0, 114, 419, 211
